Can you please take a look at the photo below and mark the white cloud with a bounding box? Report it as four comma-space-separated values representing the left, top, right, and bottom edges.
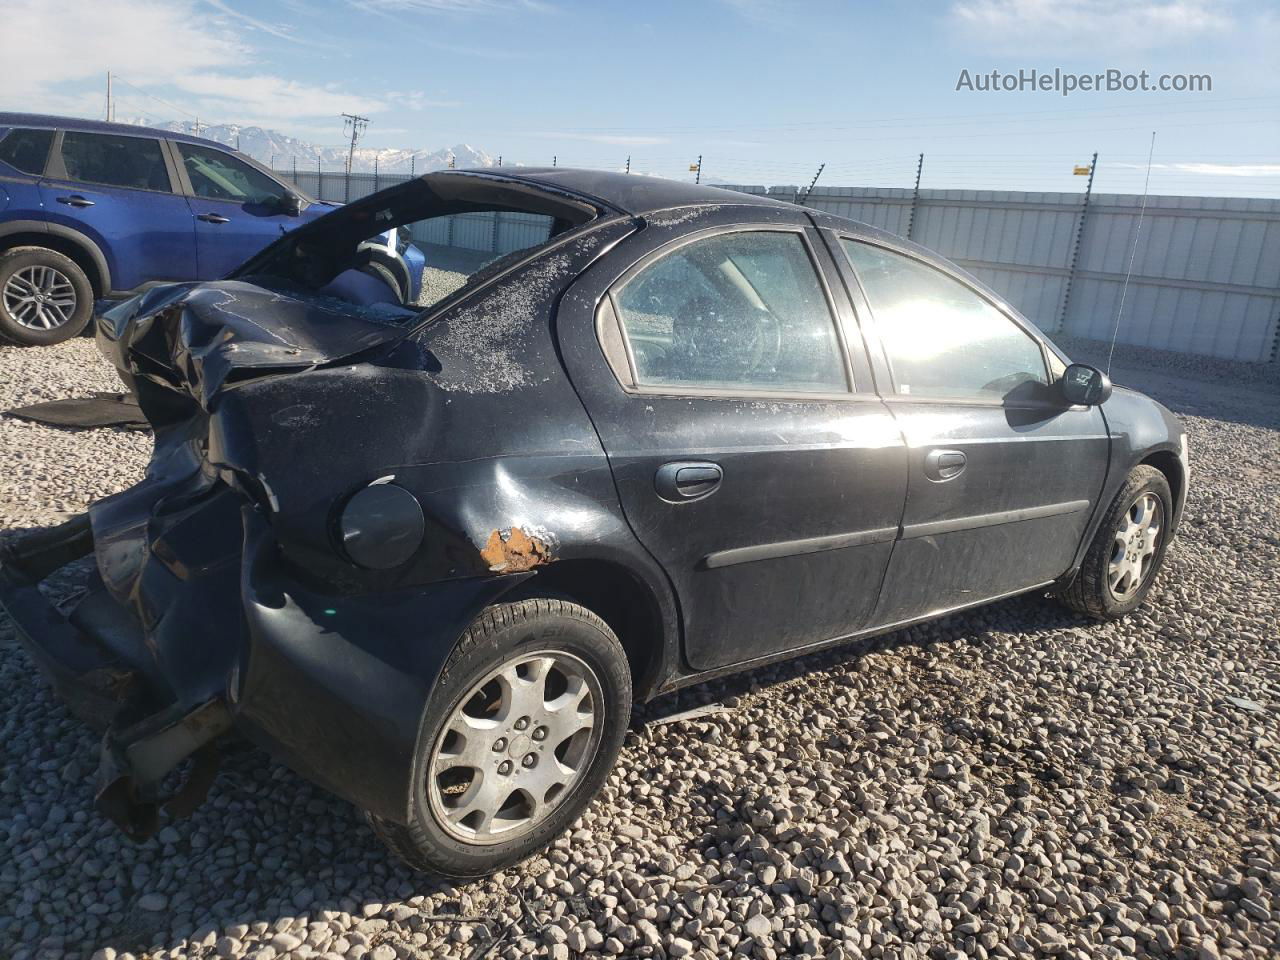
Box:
532, 132, 671, 146
170, 73, 386, 121
1, 0, 245, 100
949, 0, 1234, 53
393, 91, 464, 110
716, 0, 786, 24
349, 0, 551, 13
1117, 162, 1280, 177
204, 0, 316, 44
0, 0, 449, 133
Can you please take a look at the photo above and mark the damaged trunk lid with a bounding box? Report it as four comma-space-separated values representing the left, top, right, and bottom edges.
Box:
98, 280, 417, 410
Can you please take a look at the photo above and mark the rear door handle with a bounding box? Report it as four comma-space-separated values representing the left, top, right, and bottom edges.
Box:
55, 195, 94, 208
655, 461, 723, 502
197, 213, 231, 224
924, 448, 967, 482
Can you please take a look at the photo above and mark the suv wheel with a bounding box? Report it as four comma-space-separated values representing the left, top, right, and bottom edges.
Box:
1056, 465, 1172, 619
369, 598, 631, 878
0, 246, 94, 346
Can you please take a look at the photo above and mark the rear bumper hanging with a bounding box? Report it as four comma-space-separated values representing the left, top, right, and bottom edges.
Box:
0, 515, 231, 839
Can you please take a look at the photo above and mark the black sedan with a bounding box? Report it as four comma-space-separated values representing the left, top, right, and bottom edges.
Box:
0, 169, 1187, 878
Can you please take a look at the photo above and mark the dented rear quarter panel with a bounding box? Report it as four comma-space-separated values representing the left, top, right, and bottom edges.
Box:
80, 210, 694, 821
204, 215, 681, 683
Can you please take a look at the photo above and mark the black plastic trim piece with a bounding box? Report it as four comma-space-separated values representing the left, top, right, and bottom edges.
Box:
0, 218, 114, 293
902, 499, 1090, 540
702, 525, 898, 569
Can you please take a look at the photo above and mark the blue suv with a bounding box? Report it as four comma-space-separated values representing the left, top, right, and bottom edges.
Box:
0, 113, 424, 346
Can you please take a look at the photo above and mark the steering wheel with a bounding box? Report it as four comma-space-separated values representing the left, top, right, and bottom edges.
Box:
678, 297, 782, 376
744, 304, 782, 375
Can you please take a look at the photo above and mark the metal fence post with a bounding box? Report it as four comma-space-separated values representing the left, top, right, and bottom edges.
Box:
906, 153, 924, 240
1057, 151, 1098, 334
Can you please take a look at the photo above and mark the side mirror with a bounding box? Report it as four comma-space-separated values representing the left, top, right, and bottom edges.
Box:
277, 191, 303, 216
1060, 363, 1112, 406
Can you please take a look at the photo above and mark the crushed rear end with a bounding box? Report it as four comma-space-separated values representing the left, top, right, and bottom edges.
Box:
0, 281, 436, 836
0, 171, 632, 841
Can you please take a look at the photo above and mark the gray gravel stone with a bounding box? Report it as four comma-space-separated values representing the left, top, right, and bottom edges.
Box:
1, 339, 1278, 960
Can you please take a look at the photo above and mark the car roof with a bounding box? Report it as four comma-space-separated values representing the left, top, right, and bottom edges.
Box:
0, 112, 231, 150
486, 168, 790, 216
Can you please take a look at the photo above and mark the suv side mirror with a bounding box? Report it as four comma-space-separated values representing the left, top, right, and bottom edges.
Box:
1060, 363, 1112, 406
277, 191, 303, 216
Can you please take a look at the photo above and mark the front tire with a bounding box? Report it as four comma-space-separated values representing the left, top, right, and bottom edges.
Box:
0, 246, 94, 346
1056, 465, 1172, 619
369, 598, 631, 878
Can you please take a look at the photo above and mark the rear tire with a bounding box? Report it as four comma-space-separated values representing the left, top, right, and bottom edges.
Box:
0, 246, 94, 346
1056, 465, 1172, 619
369, 598, 631, 878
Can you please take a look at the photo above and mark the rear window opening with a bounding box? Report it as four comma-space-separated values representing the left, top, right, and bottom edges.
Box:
236, 175, 600, 319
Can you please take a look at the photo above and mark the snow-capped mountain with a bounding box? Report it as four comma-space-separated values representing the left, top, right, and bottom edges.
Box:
146, 120, 495, 174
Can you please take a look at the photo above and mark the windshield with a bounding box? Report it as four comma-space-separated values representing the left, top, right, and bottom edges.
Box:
236, 174, 600, 317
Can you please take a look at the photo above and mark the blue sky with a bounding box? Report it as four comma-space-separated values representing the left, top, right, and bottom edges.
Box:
6, 0, 1279, 196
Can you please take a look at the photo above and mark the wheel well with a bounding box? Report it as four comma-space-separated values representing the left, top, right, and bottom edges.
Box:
512, 560, 666, 699
1141, 450, 1183, 523
0, 232, 105, 297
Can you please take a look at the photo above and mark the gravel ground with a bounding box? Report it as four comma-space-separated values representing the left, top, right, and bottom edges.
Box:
1, 335, 1278, 960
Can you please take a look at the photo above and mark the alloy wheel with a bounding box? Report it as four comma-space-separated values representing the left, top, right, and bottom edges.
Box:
2, 265, 78, 330
1108, 492, 1163, 600
427, 651, 603, 845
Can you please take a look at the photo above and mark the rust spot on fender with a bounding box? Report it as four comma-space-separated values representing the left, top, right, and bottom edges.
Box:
480, 527, 553, 573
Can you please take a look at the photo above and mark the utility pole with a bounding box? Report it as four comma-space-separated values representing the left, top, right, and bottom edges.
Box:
105, 72, 112, 122
270, 153, 275, 171
799, 163, 825, 205
342, 113, 369, 173
341, 113, 369, 203
194, 117, 200, 136
906, 152, 925, 240
625, 155, 631, 174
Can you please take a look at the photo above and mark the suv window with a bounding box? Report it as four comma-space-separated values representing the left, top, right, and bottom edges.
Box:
841, 240, 1047, 400
0, 128, 54, 175
59, 132, 171, 192
614, 231, 847, 393
177, 143, 283, 204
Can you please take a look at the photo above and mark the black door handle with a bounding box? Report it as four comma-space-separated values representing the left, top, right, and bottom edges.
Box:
55, 195, 94, 208
924, 448, 967, 482
655, 461, 723, 502
197, 213, 231, 224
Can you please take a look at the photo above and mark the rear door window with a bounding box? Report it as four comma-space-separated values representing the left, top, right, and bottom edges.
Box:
612, 230, 848, 394
0, 128, 54, 175
59, 132, 172, 192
